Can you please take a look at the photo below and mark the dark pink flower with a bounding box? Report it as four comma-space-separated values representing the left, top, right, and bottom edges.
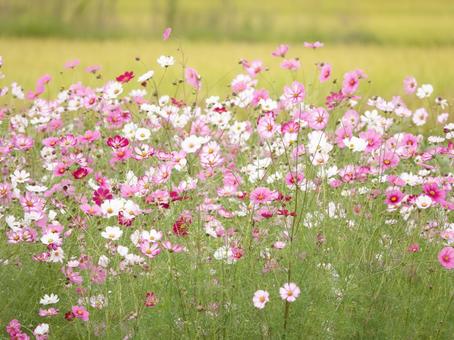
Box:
438, 247, 454, 269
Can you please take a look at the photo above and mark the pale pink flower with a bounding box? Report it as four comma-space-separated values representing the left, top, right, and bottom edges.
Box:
279, 282, 300, 302
280, 58, 300, 71
403, 76, 417, 94
271, 44, 288, 57
185, 67, 201, 90
252, 290, 269, 309
64, 59, 80, 69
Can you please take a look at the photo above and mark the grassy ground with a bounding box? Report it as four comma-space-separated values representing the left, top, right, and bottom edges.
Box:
1, 38, 454, 100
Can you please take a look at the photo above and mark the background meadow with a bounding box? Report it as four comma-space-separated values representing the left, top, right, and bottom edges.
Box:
0, 0, 453, 339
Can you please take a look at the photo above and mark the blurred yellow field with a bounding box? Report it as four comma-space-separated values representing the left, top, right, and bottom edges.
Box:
2, 38, 454, 98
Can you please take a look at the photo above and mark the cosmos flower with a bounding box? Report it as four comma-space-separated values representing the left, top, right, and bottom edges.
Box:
253, 290, 270, 309
438, 247, 454, 269
279, 282, 301, 302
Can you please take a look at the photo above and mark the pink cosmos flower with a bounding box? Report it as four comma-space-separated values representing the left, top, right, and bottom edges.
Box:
423, 182, 446, 203
252, 290, 269, 309
385, 189, 404, 205
378, 151, 400, 170
242, 60, 265, 77
403, 76, 417, 94
0, 182, 12, 205
106, 135, 129, 149
250, 187, 277, 205
71, 305, 89, 321
163, 27, 172, 41
280, 58, 300, 71
271, 44, 288, 57
285, 171, 305, 188
185, 67, 201, 90
407, 243, 420, 253
37, 74, 52, 86
282, 81, 305, 105
359, 129, 382, 153
438, 247, 454, 269
140, 242, 161, 258
13, 135, 34, 151
307, 107, 329, 130
162, 240, 185, 253
304, 41, 324, 49
251, 88, 270, 106
279, 282, 300, 302
257, 113, 277, 139
64, 59, 80, 69
145, 291, 159, 307
85, 65, 101, 73
335, 125, 353, 148
342, 71, 360, 95
90, 265, 107, 284
319, 63, 331, 83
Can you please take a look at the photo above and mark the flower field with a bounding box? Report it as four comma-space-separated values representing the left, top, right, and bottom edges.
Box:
0, 33, 453, 339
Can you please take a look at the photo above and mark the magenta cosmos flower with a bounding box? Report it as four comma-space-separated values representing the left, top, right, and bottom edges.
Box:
438, 247, 454, 269
423, 182, 446, 204
279, 282, 300, 302
385, 189, 404, 206
71, 305, 89, 321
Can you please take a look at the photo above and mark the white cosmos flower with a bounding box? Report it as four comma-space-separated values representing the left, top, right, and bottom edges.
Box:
40, 293, 59, 305
138, 70, 154, 83
101, 226, 123, 241
135, 127, 151, 141
412, 108, 428, 126
181, 135, 205, 153
141, 229, 163, 243
105, 81, 123, 98
48, 247, 65, 263
11, 169, 30, 184
415, 195, 432, 209
157, 55, 175, 68
416, 84, 433, 99
122, 122, 138, 139
343, 136, 367, 152
117, 245, 129, 257
98, 255, 109, 267
101, 199, 123, 217
311, 151, 330, 166
307, 131, 333, 154
33, 323, 49, 336
40, 233, 61, 245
